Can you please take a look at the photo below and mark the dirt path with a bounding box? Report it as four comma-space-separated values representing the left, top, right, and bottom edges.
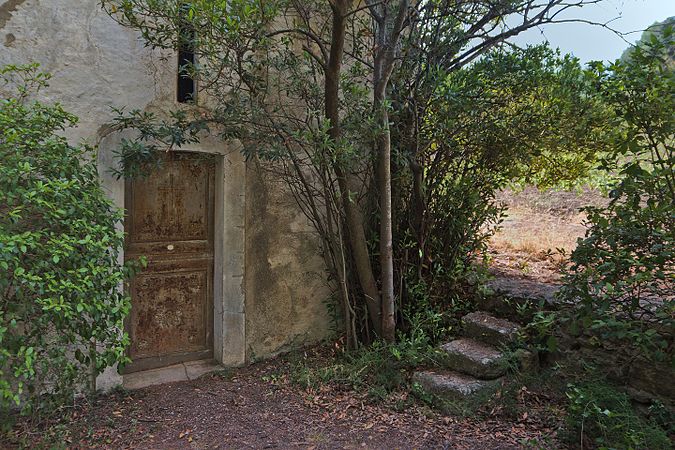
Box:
7, 358, 560, 449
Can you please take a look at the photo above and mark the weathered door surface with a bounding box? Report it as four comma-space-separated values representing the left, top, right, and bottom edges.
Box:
124, 151, 215, 373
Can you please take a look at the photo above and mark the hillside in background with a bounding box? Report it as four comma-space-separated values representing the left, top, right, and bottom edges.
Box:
621, 16, 674, 63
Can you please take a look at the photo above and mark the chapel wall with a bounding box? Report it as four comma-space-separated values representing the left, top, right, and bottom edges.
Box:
244, 162, 332, 360
1, 0, 332, 380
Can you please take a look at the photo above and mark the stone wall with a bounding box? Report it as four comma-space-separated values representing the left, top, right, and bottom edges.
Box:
483, 276, 674, 408
1, 0, 331, 384
0, 0, 172, 144
245, 164, 331, 359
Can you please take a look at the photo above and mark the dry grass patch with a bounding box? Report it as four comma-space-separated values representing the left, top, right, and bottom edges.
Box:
487, 187, 605, 283
490, 208, 586, 258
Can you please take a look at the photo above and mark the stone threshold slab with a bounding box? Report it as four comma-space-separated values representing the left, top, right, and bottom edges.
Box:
123, 359, 222, 390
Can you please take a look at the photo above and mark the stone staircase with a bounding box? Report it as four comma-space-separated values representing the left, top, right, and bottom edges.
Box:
413, 311, 531, 401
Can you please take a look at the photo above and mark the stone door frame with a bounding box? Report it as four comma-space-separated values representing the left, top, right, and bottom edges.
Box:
97, 134, 246, 389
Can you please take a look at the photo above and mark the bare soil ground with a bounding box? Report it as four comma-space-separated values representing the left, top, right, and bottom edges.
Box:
6, 353, 565, 450
488, 187, 605, 284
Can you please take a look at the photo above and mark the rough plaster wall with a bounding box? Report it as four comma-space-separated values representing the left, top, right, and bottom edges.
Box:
245, 164, 332, 359
0, 0, 172, 143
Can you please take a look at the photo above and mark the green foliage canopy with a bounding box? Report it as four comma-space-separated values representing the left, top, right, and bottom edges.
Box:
394, 45, 615, 308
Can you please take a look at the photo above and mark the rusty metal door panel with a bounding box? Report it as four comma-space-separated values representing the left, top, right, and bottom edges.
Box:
124, 151, 215, 373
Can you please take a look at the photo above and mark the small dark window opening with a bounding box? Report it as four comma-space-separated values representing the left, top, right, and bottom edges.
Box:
177, 6, 196, 103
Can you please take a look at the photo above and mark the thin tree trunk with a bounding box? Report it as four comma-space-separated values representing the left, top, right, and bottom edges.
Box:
410, 156, 426, 278
377, 97, 396, 342
372, 41, 394, 343
326, 0, 382, 335
88, 339, 97, 400
370, 0, 410, 342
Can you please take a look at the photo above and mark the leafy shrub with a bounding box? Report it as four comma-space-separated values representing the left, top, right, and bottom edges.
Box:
291, 310, 442, 397
561, 29, 674, 363
565, 381, 671, 449
521, 310, 561, 355
0, 65, 134, 417
401, 275, 468, 344
395, 45, 613, 311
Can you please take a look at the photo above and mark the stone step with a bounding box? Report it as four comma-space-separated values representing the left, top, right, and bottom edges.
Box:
440, 338, 506, 379
412, 369, 500, 402
462, 311, 520, 346
478, 275, 562, 321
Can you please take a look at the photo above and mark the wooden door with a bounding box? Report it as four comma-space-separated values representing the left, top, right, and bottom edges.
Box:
124, 151, 215, 373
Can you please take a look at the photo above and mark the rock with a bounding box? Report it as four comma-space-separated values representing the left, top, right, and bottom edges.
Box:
514, 348, 539, 373
412, 370, 500, 401
624, 386, 655, 405
486, 276, 560, 304
627, 358, 675, 407
479, 276, 561, 321
463, 311, 520, 346
569, 345, 674, 407
440, 339, 506, 379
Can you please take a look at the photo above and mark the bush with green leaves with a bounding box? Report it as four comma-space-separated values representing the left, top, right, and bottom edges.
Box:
561, 29, 674, 363
0, 65, 134, 416
565, 381, 671, 449
395, 45, 613, 310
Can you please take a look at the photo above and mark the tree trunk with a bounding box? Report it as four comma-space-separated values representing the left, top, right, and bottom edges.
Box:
376, 95, 396, 342
370, 0, 410, 342
325, 0, 382, 335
